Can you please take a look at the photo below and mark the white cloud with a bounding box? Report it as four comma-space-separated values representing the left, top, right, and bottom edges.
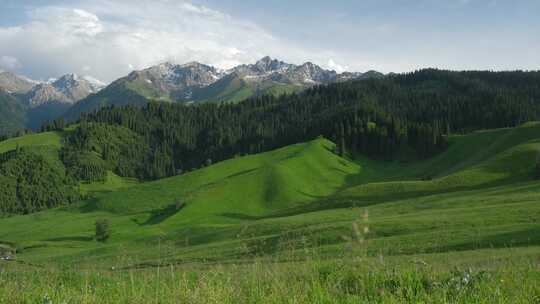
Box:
28, 7, 104, 37
0, 55, 21, 70
326, 59, 348, 73
0, 0, 334, 82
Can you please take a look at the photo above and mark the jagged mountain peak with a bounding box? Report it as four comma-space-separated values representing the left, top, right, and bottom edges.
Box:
58, 73, 79, 81
144, 61, 217, 73
26, 83, 69, 107
255, 56, 280, 66
24, 73, 104, 108
53, 73, 79, 89
257, 56, 273, 63
130, 57, 376, 89
54, 73, 103, 98
180, 61, 212, 69
252, 56, 291, 73
119, 57, 383, 102
128, 61, 226, 91
298, 62, 325, 73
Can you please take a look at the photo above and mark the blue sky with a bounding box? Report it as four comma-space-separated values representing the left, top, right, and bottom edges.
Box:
0, 0, 539, 82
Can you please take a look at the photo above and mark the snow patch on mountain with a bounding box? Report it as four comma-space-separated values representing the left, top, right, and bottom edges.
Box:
24, 73, 106, 107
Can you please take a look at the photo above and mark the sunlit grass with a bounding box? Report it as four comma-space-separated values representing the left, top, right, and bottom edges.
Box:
1, 123, 540, 301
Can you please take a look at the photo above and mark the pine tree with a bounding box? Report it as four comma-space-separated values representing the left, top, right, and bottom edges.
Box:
339, 122, 346, 157
95, 219, 111, 242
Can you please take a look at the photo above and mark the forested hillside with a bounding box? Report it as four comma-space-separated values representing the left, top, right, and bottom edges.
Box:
4, 68, 540, 215
60, 69, 540, 181
0, 147, 78, 214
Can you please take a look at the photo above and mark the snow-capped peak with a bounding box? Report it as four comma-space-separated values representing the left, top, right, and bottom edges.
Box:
82, 75, 107, 88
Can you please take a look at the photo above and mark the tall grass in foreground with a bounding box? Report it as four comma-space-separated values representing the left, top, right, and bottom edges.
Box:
1, 258, 539, 303
1, 209, 539, 303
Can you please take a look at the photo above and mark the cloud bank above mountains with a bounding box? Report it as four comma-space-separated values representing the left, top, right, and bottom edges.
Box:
0, 0, 346, 82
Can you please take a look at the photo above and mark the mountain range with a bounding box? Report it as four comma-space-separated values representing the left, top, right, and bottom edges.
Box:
0, 71, 105, 133
64, 57, 383, 120
0, 57, 383, 134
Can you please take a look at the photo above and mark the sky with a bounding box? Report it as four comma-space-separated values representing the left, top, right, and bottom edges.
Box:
0, 0, 539, 82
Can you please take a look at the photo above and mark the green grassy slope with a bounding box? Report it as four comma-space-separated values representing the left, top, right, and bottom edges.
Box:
0, 131, 62, 153
79, 171, 139, 195
0, 131, 63, 165
89, 138, 359, 219
192, 74, 303, 104
335, 123, 540, 206
192, 74, 254, 103
63, 81, 151, 121
1, 124, 540, 266
0, 138, 360, 262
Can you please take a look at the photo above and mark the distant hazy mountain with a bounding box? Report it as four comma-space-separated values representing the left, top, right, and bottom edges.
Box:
65, 57, 383, 120
24, 73, 105, 129
0, 72, 105, 134
26, 73, 104, 107
0, 71, 36, 94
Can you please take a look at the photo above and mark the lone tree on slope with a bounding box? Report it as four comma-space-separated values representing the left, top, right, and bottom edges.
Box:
95, 219, 111, 242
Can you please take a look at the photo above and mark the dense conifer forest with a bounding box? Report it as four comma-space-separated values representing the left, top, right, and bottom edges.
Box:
0, 148, 78, 214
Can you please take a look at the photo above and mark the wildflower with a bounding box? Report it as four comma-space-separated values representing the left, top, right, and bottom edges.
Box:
42, 294, 52, 304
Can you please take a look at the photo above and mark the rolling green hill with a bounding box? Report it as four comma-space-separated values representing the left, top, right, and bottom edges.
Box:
1, 123, 540, 266
332, 122, 540, 206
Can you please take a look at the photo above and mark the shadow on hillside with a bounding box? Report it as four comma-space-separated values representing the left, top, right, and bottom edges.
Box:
480, 147, 539, 175
433, 226, 540, 253
323, 144, 335, 154
222, 177, 536, 222
296, 190, 327, 200
220, 213, 262, 220
332, 167, 352, 175
132, 204, 185, 226
223, 168, 257, 179
45, 236, 93, 242
221, 190, 328, 221
77, 197, 100, 213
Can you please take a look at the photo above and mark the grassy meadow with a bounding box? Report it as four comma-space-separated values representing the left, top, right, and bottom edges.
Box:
2, 252, 539, 303
1, 123, 540, 302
